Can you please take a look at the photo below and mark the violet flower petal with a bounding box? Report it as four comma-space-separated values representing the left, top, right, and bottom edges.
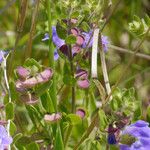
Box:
54, 50, 59, 60
77, 79, 90, 89
82, 31, 93, 48
0, 125, 13, 147
52, 26, 65, 48
0, 50, 8, 63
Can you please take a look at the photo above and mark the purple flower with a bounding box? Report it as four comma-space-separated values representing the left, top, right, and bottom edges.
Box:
0, 50, 8, 63
120, 120, 150, 150
42, 26, 109, 59
54, 49, 59, 60
102, 35, 109, 52
0, 125, 13, 149
82, 31, 93, 48
76, 108, 86, 119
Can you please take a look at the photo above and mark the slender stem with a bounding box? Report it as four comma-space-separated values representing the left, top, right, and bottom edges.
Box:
8, 0, 28, 78
24, 0, 40, 59
64, 125, 73, 147
104, 27, 150, 104
108, 44, 150, 61
73, 113, 98, 150
46, 0, 57, 111
99, 33, 112, 101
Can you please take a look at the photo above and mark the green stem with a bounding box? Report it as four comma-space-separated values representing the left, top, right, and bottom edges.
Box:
73, 113, 98, 150
46, 0, 57, 111
64, 125, 73, 147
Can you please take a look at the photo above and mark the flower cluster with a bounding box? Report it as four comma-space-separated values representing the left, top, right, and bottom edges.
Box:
42, 21, 109, 60
16, 67, 53, 104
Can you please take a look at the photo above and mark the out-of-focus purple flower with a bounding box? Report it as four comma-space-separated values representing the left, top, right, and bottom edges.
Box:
0, 125, 13, 150
82, 31, 93, 48
82, 31, 109, 52
0, 50, 8, 63
107, 124, 118, 145
75, 69, 90, 89
42, 33, 49, 41
16, 66, 30, 81
54, 50, 59, 60
76, 108, 86, 119
120, 120, 150, 150
102, 35, 109, 52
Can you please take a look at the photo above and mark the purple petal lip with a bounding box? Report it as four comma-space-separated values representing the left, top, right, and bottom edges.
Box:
75, 69, 88, 78
77, 79, 90, 89
0, 50, 9, 63
76, 109, 86, 119
71, 28, 79, 36
44, 113, 62, 123
16, 66, 30, 80
130, 120, 149, 127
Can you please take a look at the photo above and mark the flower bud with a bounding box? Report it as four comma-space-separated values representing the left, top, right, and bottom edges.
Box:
76, 108, 86, 119
44, 113, 62, 123
16, 66, 30, 81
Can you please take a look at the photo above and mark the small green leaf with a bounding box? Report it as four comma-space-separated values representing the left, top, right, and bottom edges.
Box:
26, 142, 40, 150
71, 11, 80, 18
5, 102, 14, 120
66, 114, 82, 125
98, 109, 107, 130
56, 23, 67, 39
24, 58, 41, 69
120, 134, 137, 146
65, 35, 77, 45
81, 21, 90, 32
35, 80, 52, 96
13, 133, 23, 144
9, 120, 17, 136
54, 125, 64, 150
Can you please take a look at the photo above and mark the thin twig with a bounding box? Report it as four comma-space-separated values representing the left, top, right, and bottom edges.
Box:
0, 0, 16, 14
108, 45, 150, 61
99, 33, 112, 101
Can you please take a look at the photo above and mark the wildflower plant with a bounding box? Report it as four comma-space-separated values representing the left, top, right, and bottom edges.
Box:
0, 0, 149, 150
